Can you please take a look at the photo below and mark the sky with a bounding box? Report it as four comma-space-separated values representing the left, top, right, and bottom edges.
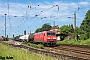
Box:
0, 0, 90, 38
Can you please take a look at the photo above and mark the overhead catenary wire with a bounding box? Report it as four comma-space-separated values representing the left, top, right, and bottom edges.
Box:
20, 0, 89, 25
25, 0, 78, 20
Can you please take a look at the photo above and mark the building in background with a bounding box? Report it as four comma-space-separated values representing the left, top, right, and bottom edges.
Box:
50, 25, 60, 34
50, 25, 60, 41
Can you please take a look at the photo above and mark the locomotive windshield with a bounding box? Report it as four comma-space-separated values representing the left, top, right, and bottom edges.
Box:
47, 33, 55, 36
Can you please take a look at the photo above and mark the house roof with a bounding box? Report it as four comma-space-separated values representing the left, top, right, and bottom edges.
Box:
51, 25, 59, 29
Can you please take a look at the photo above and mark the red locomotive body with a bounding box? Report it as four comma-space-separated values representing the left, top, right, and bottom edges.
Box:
34, 31, 56, 46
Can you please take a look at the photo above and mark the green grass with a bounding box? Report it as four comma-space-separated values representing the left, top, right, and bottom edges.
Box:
22, 41, 27, 44
22, 42, 44, 49
28, 43, 43, 49
57, 39, 90, 46
0, 43, 57, 60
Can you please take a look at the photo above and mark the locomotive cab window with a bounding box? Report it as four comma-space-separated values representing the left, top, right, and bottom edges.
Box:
47, 33, 55, 36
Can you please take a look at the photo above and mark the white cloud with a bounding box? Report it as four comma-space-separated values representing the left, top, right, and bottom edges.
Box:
0, 1, 89, 19
79, 2, 89, 5
0, 2, 27, 16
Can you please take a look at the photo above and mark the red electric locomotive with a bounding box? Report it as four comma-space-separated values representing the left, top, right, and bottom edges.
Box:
28, 31, 56, 46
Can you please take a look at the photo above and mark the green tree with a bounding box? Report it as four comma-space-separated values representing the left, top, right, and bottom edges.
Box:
35, 28, 42, 33
60, 25, 71, 34
80, 10, 90, 39
35, 23, 51, 33
70, 24, 74, 33
14, 35, 21, 39
42, 23, 51, 31
69, 24, 74, 33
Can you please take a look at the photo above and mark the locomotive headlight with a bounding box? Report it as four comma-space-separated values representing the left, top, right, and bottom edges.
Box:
47, 38, 50, 39
53, 38, 56, 39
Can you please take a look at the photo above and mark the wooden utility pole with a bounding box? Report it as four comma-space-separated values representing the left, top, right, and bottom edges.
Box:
74, 13, 76, 40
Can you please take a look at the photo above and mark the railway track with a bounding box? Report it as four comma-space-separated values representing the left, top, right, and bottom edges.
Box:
44, 45, 90, 60
0, 40, 90, 60
13, 44, 90, 60
53, 46, 90, 55
60, 48, 90, 55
